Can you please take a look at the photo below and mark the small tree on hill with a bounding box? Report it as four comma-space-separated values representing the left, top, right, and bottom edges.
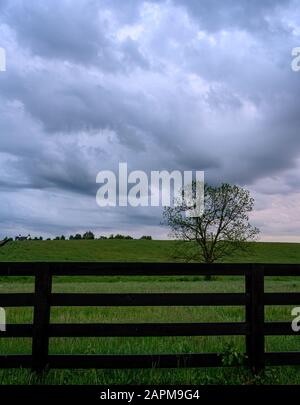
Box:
163, 183, 259, 269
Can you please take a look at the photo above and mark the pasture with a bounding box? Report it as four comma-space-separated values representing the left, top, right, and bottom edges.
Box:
2, 239, 300, 263
0, 240, 300, 385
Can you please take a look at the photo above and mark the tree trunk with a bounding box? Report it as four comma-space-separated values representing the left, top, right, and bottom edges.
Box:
203, 257, 214, 281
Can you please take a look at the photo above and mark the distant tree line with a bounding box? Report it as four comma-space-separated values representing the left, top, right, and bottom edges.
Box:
6, 232, 153, 242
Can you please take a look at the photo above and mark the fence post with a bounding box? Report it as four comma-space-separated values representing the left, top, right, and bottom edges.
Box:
32, 263, 52, 372
246, 264, 265, 373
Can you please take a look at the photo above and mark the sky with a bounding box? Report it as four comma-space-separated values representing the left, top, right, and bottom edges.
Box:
0, 0, 300, 240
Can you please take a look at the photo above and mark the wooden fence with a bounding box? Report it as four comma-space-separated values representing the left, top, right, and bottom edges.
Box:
0, 262, 300, 372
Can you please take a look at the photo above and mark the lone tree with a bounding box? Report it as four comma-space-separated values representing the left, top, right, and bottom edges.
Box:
163, 183, 259, 266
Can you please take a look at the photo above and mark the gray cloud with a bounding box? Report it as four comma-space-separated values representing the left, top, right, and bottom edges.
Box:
2, 0, 149, 71
0, 0, 300, 239
174, 0, 292, 33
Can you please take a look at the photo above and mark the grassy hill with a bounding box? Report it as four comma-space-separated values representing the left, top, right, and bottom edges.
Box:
0, 239, 300, 263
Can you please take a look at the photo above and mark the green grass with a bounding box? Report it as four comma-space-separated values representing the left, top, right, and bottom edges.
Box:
0, 240, 175, 262
0, 240, 299, 384
1, 239, 300, 263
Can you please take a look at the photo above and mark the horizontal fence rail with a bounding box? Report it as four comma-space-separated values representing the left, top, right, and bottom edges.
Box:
0, 262, 299, 372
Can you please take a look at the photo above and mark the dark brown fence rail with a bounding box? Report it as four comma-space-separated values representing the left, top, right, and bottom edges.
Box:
0, 262, 300, 372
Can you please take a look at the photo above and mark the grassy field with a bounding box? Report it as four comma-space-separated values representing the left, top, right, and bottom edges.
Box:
0, 240, 300, 385
1, 239, 300, 263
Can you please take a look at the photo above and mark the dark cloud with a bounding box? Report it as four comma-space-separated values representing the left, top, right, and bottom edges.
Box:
1, 0, 149, 71
0, 0, 300, 238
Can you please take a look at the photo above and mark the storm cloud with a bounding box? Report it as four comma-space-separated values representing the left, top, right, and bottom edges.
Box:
0, 0, 300, 239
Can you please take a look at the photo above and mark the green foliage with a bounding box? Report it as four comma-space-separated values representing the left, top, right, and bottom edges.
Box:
217, 345, 281, 385
163, 183, 259, 264
220, 344, 247, 367
83, 231, 95, 240
108, 234, 134, 240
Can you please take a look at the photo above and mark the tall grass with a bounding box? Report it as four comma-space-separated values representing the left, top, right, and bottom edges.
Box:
0, 278, 299, 384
